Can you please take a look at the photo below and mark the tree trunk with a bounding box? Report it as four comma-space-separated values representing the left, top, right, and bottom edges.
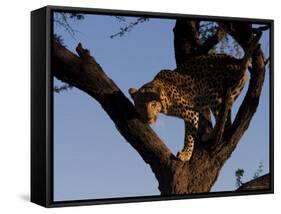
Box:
52, 20, 267, 195
158, 149, 222, 194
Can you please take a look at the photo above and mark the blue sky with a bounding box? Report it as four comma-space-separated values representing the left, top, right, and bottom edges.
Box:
53, 13, 270, 201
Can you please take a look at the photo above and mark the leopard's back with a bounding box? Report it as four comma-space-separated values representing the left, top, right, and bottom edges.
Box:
176, 54, 245, 79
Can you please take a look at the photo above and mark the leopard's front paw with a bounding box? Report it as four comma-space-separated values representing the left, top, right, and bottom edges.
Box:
176, 151, 192, 162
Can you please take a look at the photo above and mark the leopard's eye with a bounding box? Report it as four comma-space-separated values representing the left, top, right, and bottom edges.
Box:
150, 102, 157, 108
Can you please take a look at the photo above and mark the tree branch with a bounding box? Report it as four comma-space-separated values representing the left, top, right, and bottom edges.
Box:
52, 40, 173, 176
173, 19, 201, 66
236, 173, 271, 191
221, 22, 253, 50
215, 24, 266, 160
197, 27, 225, 54
213, 88, 232, 144
253, 25, 270, 34
173, 20, 226, 63
209, 31, 262, 149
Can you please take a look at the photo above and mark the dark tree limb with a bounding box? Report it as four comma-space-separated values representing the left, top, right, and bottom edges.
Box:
236, 173, 271, 191
264, 57, 270, 66
213, 24, 266, 162
197, 27, 225, 55
173, 19, 201, 65
173, 19, 226, 64
213, 89, 232, 144
221, 22, 253, 50
52, 40, 174, 178
253, 25, 270, 34
208, 31, 262, 150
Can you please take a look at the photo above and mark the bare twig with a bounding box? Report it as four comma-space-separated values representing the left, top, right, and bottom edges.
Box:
110, 17, 149, 39
54, 84, 73, 93
252, 25, 270, 33
264, 57, 270, 66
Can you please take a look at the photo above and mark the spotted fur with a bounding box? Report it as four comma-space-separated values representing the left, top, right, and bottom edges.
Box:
129, 54, 249, 162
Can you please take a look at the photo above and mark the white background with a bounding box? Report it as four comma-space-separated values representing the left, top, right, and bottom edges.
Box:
0, 0, 279, 213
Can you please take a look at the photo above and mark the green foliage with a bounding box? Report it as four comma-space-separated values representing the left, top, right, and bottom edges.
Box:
215, 34, 243, 58
199, 21, 219, 43
53, 34, 65, 47
234, 161, 264, 188
235, 168, 244, 188
253, 161, 264, 179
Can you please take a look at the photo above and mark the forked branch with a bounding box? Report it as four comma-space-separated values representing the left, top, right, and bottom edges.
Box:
198, 27, 225, 55
215, 24, 266, 161
52, 40, 173, 176
174, 19, 226, 64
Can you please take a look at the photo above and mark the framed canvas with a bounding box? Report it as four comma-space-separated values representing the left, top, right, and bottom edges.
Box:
31, 5, 274, 207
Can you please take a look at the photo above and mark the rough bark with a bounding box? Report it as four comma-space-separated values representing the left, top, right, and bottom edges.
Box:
52, 20, 268, 195
237, 173, 271, 191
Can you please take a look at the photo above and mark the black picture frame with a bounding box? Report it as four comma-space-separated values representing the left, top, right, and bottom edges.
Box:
31, 5, 274, 208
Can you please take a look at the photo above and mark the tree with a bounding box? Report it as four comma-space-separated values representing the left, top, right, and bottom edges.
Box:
52, 18, 270, 195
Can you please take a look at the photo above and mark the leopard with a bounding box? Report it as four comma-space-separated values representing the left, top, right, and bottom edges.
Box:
129, 53, 253, 162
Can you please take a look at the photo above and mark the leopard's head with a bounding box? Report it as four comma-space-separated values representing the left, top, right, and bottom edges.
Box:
129, 84, 162, 124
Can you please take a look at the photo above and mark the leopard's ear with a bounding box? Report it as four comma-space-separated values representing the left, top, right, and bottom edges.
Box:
129, 88, 138, 100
